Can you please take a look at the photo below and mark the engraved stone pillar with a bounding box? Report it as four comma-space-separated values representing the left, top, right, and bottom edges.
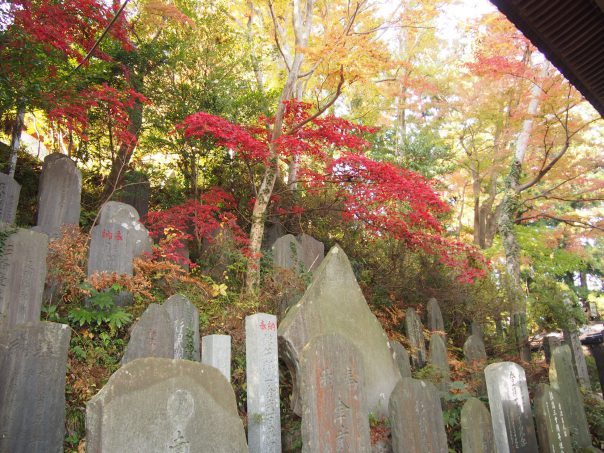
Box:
202, 334, 231, 382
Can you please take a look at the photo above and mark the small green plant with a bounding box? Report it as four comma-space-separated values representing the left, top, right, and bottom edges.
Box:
68, 283, 132, 333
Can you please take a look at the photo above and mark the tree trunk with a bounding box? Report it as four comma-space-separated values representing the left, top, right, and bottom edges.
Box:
8, 100, 26, 177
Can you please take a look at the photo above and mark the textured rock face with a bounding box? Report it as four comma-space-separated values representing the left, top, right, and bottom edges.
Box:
549, 345, 591, 449
390, 341, 412, 378
0, 227, 48, 325
0, 322, 71, 453
0, 173, 20, 224
426, 297, 444, 333
463, 334, 487, 364
461, 398, 495, 453
297, 233, 324, 272
405, 308, 427, 368
121, 304, 175, 365
485, 362, 539, 453
389, 378, 448, 453
35, 153, 82, 238
164, 294, 201, 361
86, 358, 248, 453
300, 334, 371, 453
428, 332, 450, 390
534, 384, 572, 453
278, 245, 401, 417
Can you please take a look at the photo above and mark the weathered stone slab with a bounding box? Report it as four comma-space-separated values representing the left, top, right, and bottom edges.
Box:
99, 200, 140, 225
164, 294, 200, 361
464, 334, 487, 364
428, 332, 450, 390
389, 378, 448, 453
88, 222, 136, 276
484, 362, 539, 453
36, 153, 81, 238
263, 221, 285, 250
115, 170, 150, 218
461, 397, 495, 453
405, 307, 427, 369
278, 245, 401, 417
0, 321, 71, 453
202, 335, 231, 382
0, 228, 48, 325
246, 313, 281, 453
0, 173, 20, 224
426, 297, 444, 334
122, 304, 174, 364
272, 234, 302, 271
549, 344, 591, 449
534, 383, 572, 453
300, 333, 371, 453
86, 357, 248, 453
563, 328, 591, 389
390, 341, 412, 378
471, 321, 483, 340
297, 233, 324, 272
543, 334, 562, 364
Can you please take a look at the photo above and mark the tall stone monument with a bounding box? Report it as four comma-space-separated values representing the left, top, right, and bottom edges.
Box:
426, 297, 444, 334
297, 233, 324, 272
246, 313, 281, 453
122, 304, 175, 365
35, 153, 82, 237
390, 341, 412, 378
86, 358, 248, 452
0, 227, 48, 325
405, 307, 427, 368
164, 294, 200, 361
299, 334, 371, 453
428, 332, 450, 390
278, 245, 401, 417
0, 321, 71, 453
485, 362, 539, 453
202, 335, 231, 382
0, 173, 20, 224
461, 398, 495, 453
534, 383, 572, 453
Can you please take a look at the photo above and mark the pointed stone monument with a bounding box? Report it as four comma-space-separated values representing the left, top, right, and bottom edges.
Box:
278, 245, 401, 417
405, 308, 427, 368
426, 297, 444, 334
461, 398, 495, 453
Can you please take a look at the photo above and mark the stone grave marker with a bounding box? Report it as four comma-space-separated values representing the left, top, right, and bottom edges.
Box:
300, 333, 371, 453
86, 358, 248, 453
463, 334, 487, 364
115, 170, 150, 218
390, 341, 412, 378
202, 335, 231, 382
272, 234, 302, 271
164, 294, 200, 361
278, 245, 401, 417
484, 362, 539, 453
35, 153, 81, 238
122, 304, 174, 364
405, 307, 427, 368
246, 313, 281, 453
0, 227, 48, 325
428, 332, 450, 390
98, 200, 139, 225
562, 328, 591, 389
426, 297, 444, 334
534, 383, 572, 453
461, 397, 495, 453
549, 344, 591, 449
0, 321, 70, 453
543, 334, 562, 364
297, 233, 324, 272
0, 173, 20, 224
389, 378, 448, 453
471, 321, 484, 339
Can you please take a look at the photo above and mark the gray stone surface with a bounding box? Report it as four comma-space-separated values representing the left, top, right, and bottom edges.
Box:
272, 234, 302, 271
297, 233, 324, 272
202, 335, 231, 382
563, 328, 591, 389
0, 173, 20, 224
0, 228, 48, 325
263, 221, 285, 250
549, 344, 591, 449
471, 321, 483, 340
164, 294, 200, 361
428, 332, 450, 390
405, 308, 427, 369
0, 321, 71, 453
99, 200, 140, 225
534, 383, 572, 453
426, 297, 444, 334
36, 153, 81, 237
463, 334, 487, 364
389, 378, 448, 453
115, 171, 150, 218
300, 333, 371, 453
86, 358, 248, 453
390, 341, 412, 378
278, 245, 401, 417
122, 304, 175, 364
461, 397, 495, 453
543, 335, 562, 364
484, 362, 539, 453
246, 313, 281, 453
